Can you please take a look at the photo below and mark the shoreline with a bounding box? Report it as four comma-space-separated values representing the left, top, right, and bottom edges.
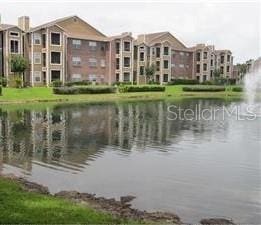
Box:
0, 173, 236, 225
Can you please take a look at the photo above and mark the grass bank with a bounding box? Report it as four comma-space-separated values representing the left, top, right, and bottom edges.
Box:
0, 85, 243, 105
0, 176, 132, 224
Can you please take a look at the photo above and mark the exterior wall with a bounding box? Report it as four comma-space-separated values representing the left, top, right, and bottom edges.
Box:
215, 50, 233, 78
67, 38, 110, 83
112, 35, 134, 83
28, 25, 65, 86
0, 27, 23, 84
171, 49, 193, 79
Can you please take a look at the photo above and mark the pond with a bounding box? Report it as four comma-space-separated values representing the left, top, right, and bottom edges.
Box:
0, 99, 260, 223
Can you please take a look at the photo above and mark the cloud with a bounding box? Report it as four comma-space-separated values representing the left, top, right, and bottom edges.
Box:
0, 0, 260, 63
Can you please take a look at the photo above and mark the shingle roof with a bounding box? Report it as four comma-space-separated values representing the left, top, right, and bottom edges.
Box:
0, 24, 16, 31
67, 33, 110, 42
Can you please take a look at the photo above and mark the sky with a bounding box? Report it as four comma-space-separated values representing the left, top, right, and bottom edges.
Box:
0, 0, 260, 63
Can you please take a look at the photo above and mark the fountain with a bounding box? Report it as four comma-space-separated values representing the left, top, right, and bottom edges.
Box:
243, 58, 261, 116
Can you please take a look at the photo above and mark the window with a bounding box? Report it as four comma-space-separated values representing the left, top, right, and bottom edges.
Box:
210, 70, 213, 78
210, 59, 213, 66
34, 52, 41, 64
171, 63, 175, 67
124, 41, 130, 51
72, 57, 81, 66
164, 60, 169, 69
89, 58, 97, 67
89, 41, 97, 50
196, 52, 201, 61
10, 40, 19, 53
227, 66, 230, 72
116, 58, 120, 70
140, 52, 144, 61
124, 57, 130, 67
51, 33, 61, 45
227, 55, 231, 62
156, 47, 160, 57
156, 61, 160, 71
196, 64, 200, 73
203, 52, 208, 59
116, 73, 120, 82
164, 47, 169, 55
186, 53, 190, 56
89, 74, 96, 81
179, 64, 184, 68
72, 39, 81, 49
51, 70, 61, 81
203, 63, 207, 71
51, 52, 61, 64
42, 53, 46, 67
139, 66, 144, 75
203, 75, 207, 82
34, 33, 41, 45
72, 74, 82, 81
100, 59, 106, 67
124, 72, 130, 81
10, 32, 19, 37
163, 74, 168, 82
116, 42, 120, 54
179, 52, 184, 56
221, 55, 225, 64
42, 34, 46, 48
34, 71, 41, 82
220, 66, 224, 74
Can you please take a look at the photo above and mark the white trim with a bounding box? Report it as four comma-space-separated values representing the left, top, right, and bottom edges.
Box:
34, 71, 42, 83
50, 51, 62, 65
9, 39, 20, 54
33, 52, 41, 64
50, 32, 62, 47
33, 32, 41, 45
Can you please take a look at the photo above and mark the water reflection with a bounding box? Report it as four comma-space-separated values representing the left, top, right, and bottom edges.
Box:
0, 100, 231, 173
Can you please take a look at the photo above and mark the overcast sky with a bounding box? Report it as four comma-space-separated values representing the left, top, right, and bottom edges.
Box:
0, 0, 260, 63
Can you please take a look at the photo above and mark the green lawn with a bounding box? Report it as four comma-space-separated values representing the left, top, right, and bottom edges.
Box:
0, 85, 243, 105
0, 177, 131, 224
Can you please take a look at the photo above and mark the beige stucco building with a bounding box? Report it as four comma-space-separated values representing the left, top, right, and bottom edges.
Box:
0, 15, 234, 86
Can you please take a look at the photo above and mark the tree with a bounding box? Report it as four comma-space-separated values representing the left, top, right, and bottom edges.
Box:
145, 63, 156, 83
10, 55, 28, 88
213, 68, 221, 79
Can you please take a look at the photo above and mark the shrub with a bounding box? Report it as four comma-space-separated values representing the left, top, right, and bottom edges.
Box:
118, 85, 165, 93
66, 80, 91, 86
0, 77, 7, 87
0, 86, 2, 96
113, 81, 133, 86
52, 80, 63, 87
202, 80, 215, 85
53, 86, 117, 95
232, 86, 243, 92
168, 79, 199, 85
183, 86, 225, 92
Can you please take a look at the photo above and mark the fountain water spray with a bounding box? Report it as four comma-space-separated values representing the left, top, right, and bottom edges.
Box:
243, 58, 261, 116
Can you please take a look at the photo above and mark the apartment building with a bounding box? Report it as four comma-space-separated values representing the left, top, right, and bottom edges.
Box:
0, 23, 24, 81
0, 15, 234, 86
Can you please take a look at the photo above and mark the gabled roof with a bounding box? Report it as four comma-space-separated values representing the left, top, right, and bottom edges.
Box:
0, 24, 16, 31
30, 15, 106, 38
109, 32, 133, 40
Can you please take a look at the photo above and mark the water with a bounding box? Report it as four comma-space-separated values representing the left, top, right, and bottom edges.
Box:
0, 99, 260, 224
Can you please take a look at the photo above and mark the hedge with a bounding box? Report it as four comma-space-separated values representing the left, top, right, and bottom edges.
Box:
183, 86, 226, 92
232, 86, 243, 92
53, 86, 117, 95
168, 79, 199, 85
118, 85, 165, 93
65, 80, 92, 86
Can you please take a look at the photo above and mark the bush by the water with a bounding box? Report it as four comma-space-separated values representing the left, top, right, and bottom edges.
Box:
118, 85, 165, 93
65, 80, 92, 86
168, 79, 199, 85
183, 86, 226, 92
232, 86, 243, 92
53, 86, 117, 95
0, 77, 7, 87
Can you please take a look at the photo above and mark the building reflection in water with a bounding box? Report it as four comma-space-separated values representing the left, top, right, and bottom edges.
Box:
0, 100, 230, 174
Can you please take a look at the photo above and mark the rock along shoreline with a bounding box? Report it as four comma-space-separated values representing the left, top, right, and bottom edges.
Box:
1, 173, 236, 225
